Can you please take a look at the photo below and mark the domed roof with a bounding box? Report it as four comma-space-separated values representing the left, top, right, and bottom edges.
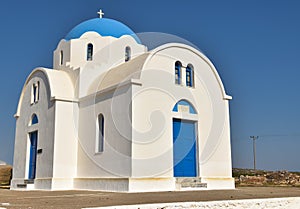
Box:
65, 18, 140, 43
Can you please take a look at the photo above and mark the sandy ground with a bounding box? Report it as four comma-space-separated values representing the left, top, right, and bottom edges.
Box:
0, 187, 300, 209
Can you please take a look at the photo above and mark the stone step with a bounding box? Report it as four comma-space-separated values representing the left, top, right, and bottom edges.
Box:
181, 182, 207, 188
24, 179, 34, 184
16, 184, 27, 188
15, 179, 34, 189
176, 177, 207, 188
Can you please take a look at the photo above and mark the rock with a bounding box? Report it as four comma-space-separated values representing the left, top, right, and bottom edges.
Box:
0, 165, 12, 187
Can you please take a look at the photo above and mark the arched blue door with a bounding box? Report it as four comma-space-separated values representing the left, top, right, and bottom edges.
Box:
29, 131, 38, 179
173, 119, 197, 177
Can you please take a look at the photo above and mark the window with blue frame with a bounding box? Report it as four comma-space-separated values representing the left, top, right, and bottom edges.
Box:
172, 100, 197, 114
186, 64, 194, 87
87, 43, 93, 61
175, 61, 182, 85
97, 114, 104, 152
31, 114, 39, 125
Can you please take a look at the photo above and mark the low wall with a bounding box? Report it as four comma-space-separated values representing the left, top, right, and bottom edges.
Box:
86, 197, 300, 209
0, 165, 12, 188
234, 169, 300, 186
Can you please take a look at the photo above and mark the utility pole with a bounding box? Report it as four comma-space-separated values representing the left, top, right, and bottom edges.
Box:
250, 136, 259, 170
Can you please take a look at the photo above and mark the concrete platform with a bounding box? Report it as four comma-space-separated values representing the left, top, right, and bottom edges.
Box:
0, 187, 299, 209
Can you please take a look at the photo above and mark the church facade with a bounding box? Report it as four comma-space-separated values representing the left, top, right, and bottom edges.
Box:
11, 13, 234, 192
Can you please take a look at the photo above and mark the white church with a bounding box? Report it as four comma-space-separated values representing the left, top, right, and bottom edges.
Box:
11, 11, 235, 192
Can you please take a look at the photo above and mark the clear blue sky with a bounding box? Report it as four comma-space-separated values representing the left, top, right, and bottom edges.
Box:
0, 0, 300, 171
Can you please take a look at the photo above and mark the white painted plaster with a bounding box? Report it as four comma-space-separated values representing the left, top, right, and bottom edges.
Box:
84, 197, 300, 209
12, 18, 234, 192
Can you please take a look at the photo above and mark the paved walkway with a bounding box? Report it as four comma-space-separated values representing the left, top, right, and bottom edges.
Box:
0, 187, 300, 209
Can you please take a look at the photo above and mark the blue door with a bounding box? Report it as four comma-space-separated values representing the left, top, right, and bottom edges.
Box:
29, 131, 38, 179
173, 119, 197, 177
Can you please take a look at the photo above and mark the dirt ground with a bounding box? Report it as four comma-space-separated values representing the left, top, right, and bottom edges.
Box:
0, 187, 300, 209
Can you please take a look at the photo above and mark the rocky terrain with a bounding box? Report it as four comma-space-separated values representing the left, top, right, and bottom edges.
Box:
233, 168, 300, 186
0, 165, 12, 189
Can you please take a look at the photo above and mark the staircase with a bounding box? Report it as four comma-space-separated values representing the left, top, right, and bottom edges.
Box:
17, 179, 34, 189
176, 177, 207, 190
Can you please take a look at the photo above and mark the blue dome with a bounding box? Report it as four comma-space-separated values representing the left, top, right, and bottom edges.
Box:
65, 18, 140, 43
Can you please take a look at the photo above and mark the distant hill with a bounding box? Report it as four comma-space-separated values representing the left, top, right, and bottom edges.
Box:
233, 168, 300, 186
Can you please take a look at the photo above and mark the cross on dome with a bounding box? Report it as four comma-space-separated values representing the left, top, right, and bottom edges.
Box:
97, 9, 104, 18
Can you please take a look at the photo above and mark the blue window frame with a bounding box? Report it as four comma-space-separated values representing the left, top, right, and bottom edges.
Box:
31, 114, 38, 125
186, 64, 194, 87
87, 43, 93, 61
175, 61, 182, 85
172, 100, 197, 114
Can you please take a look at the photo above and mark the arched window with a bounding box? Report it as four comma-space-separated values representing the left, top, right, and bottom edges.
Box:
186, 64, 194, 87
125, 46, 131, 62
87, 43, 93, 61
172, 100, 197, 114
60, 50, 63, 65
175, 61, 182, 85
30, 114, 39, 125
97, 114, 104, 152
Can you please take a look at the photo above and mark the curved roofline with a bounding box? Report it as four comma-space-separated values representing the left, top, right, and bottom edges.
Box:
64, 18, 141, 43
142, 43, 232, 100
15, 68, 75, 117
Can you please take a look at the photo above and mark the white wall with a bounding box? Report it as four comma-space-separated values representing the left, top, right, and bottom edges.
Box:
51, 101, 78, 189
131, 44, 234, 188
77, 84, 133, 178
11, 71, 55, 189
53, 33, 147, 99
76, 35, 146, 98
12, 32, 234, 191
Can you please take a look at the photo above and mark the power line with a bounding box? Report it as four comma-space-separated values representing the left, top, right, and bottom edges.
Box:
259, 133, 300, 138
